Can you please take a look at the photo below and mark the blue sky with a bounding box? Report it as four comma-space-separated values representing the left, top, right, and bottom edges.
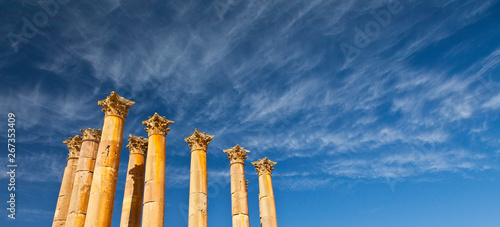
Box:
1, 0, 500, 226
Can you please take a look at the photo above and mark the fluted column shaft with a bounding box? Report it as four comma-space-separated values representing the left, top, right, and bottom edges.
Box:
141, 113, 173, 227
224, 145, 250, 227
66, 129, 101, 227
53, 136, 81, 227
85, 92, 134, 227
120, 135, 148, 227
186, 129, 214, 227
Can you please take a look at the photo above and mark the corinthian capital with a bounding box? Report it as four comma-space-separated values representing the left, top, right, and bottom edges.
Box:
80, 128, 102, 142
142, 113, 174, 136
251, 157, 277, 176
184, 129, 214, 151
98, 91, 135, 119
63, 135, 82, 159
223, 145, 249, 165
126, 134, 148, 155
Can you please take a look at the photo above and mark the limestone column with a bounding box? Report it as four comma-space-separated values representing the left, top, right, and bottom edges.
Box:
120, 135, 148, 227
85, 91, 135, 227
223, 145, 250, 227
252, 157, 278, 227
66, 129, 101, 227
142, 113, 174, 227
53, 135, 82, 227
185, 129, 214, 227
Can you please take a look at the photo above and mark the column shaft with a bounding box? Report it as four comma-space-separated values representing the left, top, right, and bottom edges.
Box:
223, 145, 250, 227
186, 129, 213, 227
141, 113, 173, 227
120, 135, 147, 227
258, 174, 277, 227
230, 163, 250, 227
142, 134, 166, 227
252, 157, 278, 227
188, 149, 208, 227
85, 116, 125, 227
53, 157, 79, 227
66, 129, 100, 227
53, 136, 81, 227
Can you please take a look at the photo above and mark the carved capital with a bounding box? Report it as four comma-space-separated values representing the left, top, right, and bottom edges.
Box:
223, 145, 249, 165
98, 91, 135, 119
184, 129, 214, 151
126, 134, 148, 156
63, 135, 82, 159
252, 157, 277, 176
142, 113, 174, 136
80, 128, 101, 142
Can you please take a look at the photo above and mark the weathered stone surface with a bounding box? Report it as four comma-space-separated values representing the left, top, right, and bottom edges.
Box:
223, 145, 249, 165
98, 91, 135, 119
231, 191, 249, 215
63, 135, 82, 159
253, 157, 278, 227
66, 129, 101, 227
142, 202, 165, 227
81, 128, 102, 142
71, 213, 87, 227
52, 220, 66, 227
189, 169, 208, 193
52, 136, 81, 227
188, 193, 208, 216
126, 134, 148, 155
251, 157, 277, 176
85, 92, 132, 227
185, 128, 214, 151
232, 214, 250, 227
258, 174, 275, 197
120, 135, 147, 227
189, 213, 208, 227
224, 145, 250, 227
142, 113, 174, 136
142, 113, 172, 227
186, 129, 213, 227
260, 216, 278, 227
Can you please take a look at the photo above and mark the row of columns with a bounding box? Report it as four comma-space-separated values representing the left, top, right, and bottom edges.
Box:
52, 91, 279, 227
224, 146, 279, 227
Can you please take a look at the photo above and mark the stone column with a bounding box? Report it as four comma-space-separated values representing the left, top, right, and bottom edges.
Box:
53, 135, 82, 227
223, 145, 250, 227
66, 129, 101, 227
142, 113, 174, 227
185, 129, 214, 227
120, 135, 148, 227
85, 91, 135, 227
252, 157, 278, 227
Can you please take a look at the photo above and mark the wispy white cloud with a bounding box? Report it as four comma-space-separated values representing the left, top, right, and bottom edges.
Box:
0, 0, 498, 189
322, 149, 489, 179
0, 149, 68, 183
482, 93, 500, 109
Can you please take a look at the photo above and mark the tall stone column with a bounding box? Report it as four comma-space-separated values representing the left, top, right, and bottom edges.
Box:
142, 113, 174, 227
185, 129, 214, 227
85, 91, 135, 227
53, 135, 82, 227
223, 145, 250, 227
252, 158, 278, 227
66, 129, 101, 227
120, 135, 148, 227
